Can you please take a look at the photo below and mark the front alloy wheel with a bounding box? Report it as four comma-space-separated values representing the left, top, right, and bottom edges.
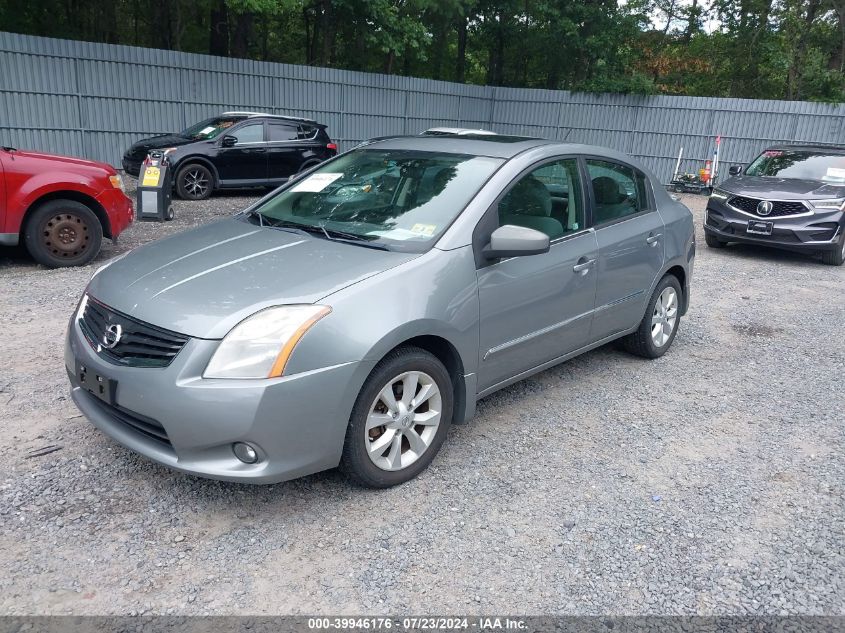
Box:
176, 164, 213, 200
341, 346, 453, 488
365, 371, 442, 471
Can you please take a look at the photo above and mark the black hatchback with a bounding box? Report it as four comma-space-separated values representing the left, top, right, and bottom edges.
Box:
704, 145, 845, 266
122, 112, 338, 200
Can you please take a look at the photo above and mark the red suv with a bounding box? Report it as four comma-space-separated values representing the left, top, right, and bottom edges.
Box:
0, 146, 133, 267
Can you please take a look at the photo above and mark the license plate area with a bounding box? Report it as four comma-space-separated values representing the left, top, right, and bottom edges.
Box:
76, 361, 117, 406
747, 220, 774, 235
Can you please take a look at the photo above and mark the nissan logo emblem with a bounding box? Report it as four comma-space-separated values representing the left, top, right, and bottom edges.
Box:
102, 323, 123, 349
757, 200, 774, 216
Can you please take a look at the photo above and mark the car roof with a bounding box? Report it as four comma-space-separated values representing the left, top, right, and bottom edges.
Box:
358, 135, 645, 165
766, 144, 845, 154
221, 111, 321, 126
361, 134, 555, 159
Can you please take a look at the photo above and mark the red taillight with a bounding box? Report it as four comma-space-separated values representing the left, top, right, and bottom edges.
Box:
327, 143, 338, 152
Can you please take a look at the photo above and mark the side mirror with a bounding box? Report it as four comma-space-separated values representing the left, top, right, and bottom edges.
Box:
221, 135, 238, 148
483, 224, 550, 260
728, 164, 742, 176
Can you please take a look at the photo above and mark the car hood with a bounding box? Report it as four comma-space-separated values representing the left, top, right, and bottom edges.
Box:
9, 149, 112, 173
125, 135, 195, 157
87, 218, 419, 339
721, 175, 845, 200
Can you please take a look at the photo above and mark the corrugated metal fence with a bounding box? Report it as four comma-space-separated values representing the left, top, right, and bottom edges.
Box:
3, 31, 845, 182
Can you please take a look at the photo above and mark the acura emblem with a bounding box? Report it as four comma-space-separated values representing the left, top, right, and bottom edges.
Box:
102, 323, 123, 349
757, 200, 773, 216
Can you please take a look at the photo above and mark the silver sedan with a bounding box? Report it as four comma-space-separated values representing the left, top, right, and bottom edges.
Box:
66, 133, 695, 487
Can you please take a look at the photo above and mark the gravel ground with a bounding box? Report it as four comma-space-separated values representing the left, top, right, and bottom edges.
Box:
0, 186, 843, 616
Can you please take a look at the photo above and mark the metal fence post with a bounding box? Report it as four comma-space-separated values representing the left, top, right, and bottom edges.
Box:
73, 57, 85, 160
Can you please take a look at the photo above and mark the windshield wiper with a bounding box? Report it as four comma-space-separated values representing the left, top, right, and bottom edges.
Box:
317, 225, 390, 250
250, 213, 389, 250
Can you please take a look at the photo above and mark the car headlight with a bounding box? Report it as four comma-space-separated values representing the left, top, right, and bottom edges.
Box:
810, 198, 845, 211
203, 305, 331, 379
109, 174, 125, 192
710, 188, 730, 201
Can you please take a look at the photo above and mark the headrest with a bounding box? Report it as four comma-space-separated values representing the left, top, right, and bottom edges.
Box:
592, 176, 625, 205
501, 176, 552, 217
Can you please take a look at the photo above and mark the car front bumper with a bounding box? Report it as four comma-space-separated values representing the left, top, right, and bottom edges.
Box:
65, 315, 373, 484
122, 156, 142, 177
704, 198, 844, 253
96, 188, 134, 240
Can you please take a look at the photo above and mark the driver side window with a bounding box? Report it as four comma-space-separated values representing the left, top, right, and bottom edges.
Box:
232, 123, 264, 144
498, 158, 584, 240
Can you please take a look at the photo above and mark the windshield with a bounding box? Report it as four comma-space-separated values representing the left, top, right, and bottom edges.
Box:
180, 116, 246, 140
745, 149, 845, 184
248, 149, 504, 251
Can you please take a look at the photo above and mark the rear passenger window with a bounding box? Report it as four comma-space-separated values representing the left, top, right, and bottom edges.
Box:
297, 125, 317, 139
586, 159, 648, 224
498, 159, 584, 240
268, 123, 299, 141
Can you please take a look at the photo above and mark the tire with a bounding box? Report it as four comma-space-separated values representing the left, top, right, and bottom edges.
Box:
622, 274, 683, 359
821, 233, 845, 266
176, 163, 213, 200
23, 200, 103, 268
705, 232, 725, 248
340, 346, 453, 488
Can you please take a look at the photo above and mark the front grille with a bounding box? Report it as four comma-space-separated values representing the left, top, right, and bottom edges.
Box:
728, 195, 808, 217
85, 393, 172, 446
79, 296, 188, 368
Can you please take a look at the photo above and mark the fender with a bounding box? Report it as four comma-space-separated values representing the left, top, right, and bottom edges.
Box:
360, 319, 475, 424
0, 152, 5, 206
4, 171, 106, 235
362, 319, 472, 373
640, 251, 693, 322
172, 155, 220, 187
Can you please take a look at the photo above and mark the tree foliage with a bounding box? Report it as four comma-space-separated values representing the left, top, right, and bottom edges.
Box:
1, 0, 842, 101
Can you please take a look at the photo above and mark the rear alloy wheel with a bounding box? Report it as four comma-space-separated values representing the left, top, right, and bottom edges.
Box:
821, 232, 845, 266
341, 346, 453, 488
23, 200, 103, 268
622, 274, 683, 359
176, 164, 213, 200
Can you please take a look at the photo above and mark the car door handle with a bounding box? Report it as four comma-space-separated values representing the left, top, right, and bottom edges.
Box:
646, 233, 662, 246
572, 258, 595, 274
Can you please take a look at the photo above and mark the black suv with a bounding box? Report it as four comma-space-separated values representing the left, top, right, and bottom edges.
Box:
705, 145, 845, 266
122, 112, 337, 200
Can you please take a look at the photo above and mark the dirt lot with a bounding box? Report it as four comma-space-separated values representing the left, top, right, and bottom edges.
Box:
0, 188, 843, 616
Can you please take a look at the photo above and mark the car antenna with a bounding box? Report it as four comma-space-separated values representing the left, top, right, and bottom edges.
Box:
1, 145, 16, 152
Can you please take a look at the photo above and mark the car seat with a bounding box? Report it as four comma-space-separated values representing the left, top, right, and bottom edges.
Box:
499, 176, 564, 239
592, 176, 635, 223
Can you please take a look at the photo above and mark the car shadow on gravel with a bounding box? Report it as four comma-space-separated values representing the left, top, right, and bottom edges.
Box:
0, 244, 33, 266
708, 242, 824, 267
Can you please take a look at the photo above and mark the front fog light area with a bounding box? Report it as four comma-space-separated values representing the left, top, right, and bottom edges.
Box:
233, 442, 260, 464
